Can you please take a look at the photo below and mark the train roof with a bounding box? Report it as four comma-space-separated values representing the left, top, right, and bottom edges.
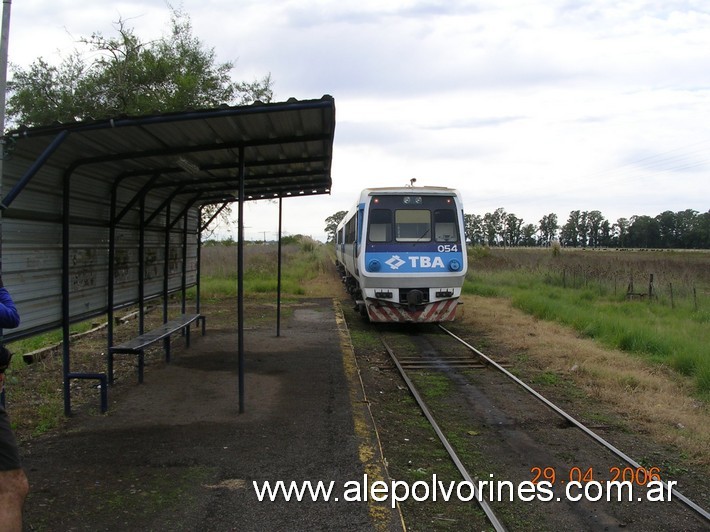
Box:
359, 186, 461, 196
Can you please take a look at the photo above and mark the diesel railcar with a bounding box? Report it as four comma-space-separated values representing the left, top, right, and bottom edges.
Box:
335, 186, 467, 323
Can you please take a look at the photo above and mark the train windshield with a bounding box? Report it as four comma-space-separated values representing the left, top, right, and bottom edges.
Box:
368, 195, 459, 244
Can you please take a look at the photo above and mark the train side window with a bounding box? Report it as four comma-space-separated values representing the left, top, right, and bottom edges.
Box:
345, 215, 357, 244
368, 209, 392, 242
434, 209, 458, 242
395, 210, 431, 242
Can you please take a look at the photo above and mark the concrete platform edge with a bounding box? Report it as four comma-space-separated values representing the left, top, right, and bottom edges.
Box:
333, 298, 406, 532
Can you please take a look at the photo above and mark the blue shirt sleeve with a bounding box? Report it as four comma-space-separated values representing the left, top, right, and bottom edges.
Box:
0, 287, 20, 329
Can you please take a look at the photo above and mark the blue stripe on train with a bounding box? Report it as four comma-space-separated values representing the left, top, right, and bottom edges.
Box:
363, 252, 464, 273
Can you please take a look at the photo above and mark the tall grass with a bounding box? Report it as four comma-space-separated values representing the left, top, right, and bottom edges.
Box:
466, 247, 710, 397
198, 237, 333, 299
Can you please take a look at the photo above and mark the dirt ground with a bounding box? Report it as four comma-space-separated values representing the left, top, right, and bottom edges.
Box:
14, 296, 401, 532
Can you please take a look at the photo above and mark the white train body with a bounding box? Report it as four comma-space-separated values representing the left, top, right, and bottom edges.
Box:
335, 187, 467, 323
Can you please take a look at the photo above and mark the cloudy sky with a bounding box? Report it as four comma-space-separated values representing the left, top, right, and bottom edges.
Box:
6, 0, 710, 241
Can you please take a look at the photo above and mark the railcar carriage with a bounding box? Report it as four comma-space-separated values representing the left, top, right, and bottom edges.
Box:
335, 186, 467, 323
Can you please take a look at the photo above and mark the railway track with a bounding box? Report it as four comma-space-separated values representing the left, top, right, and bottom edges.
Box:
376, 325, 710, 531
381, 335, 508, 532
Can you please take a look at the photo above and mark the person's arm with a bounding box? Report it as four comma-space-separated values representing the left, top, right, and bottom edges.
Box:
0, 277, 20, 329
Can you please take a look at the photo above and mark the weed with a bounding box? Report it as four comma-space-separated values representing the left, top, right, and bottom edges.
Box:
412, 372, 452, 399
534, 371, 561, 386
348, 329, 381, 351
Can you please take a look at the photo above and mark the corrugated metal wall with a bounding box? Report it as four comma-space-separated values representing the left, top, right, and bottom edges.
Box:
1, 155, 200, 341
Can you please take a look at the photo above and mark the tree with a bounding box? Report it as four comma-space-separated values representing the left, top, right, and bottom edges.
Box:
538, 213, 558, 246
7, 6, 273, 128
627, 215, 661, 248
463, 207, 708, 250
560, 210, 582, 247
674, 209, 699, 248
586, 210, 605, 248
521, 223, 538, 246
504, 212, 523, 247
482, 207, 506, 246
464, 213, 484, 245
577, 210, 589, 248
692, 210, 710, 248
7, 6, 274, 232
600, 219, 612, 247
324, 211, 347, 243
614, 217, 630, 247
656, 210, 677, 248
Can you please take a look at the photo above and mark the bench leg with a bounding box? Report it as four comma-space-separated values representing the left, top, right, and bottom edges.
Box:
67, 373, 108, 413
138, 349, 145, 383
108, 352, 115, 385
109, 351, 145, 384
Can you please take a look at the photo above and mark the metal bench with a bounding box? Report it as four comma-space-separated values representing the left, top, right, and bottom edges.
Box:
108, 313, 206, 384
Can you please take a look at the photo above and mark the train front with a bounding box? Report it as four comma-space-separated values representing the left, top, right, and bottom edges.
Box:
358, 189, 468, 323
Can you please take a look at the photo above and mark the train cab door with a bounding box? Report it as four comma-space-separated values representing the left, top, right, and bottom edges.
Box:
353, 205, 365, 275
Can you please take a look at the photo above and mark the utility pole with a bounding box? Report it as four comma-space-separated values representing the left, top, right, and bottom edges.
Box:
0, 0, 11, 254
0, 0, 11, 210
0, 0, 9, 405
0, 0, 11, 179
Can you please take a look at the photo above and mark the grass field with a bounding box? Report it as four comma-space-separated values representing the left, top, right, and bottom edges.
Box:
5, 239, 708, 439
197, 237, 339, 299
10, 241, 706, 397
464, 247, 710, 398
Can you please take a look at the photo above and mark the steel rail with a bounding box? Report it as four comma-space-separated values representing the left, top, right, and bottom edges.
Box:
439, 325, 710, 524
381, 336, 508, 532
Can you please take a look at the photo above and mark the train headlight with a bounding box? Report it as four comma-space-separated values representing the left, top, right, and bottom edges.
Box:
368, 259, 381, 272
448, 259, 461, 271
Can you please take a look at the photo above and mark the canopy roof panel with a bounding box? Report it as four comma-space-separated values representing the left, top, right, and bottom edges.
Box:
1, 95, 336, 209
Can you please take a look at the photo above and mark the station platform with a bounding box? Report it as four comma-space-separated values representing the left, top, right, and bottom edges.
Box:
20, 298, 403, 531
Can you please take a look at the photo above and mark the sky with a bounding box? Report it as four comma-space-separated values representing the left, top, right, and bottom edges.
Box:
5, 0, 710, 241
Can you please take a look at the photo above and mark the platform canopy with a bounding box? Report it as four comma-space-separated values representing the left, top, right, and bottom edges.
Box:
0, 95, 335, 341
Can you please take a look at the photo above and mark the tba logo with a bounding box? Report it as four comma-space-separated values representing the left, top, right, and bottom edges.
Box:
385, 255, 405, 270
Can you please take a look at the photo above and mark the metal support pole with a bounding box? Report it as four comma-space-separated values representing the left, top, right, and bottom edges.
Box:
163, 201, 171, 324
163, 202, 171, 361
107, 187, 118, 382
181, 211, 188, 314
276, 197, 282, 337
196, 207, 202, 315
61, 170, 71, 415
137, 196, 146, 382
138, 197, 146, 335
237, 147, 245, 413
